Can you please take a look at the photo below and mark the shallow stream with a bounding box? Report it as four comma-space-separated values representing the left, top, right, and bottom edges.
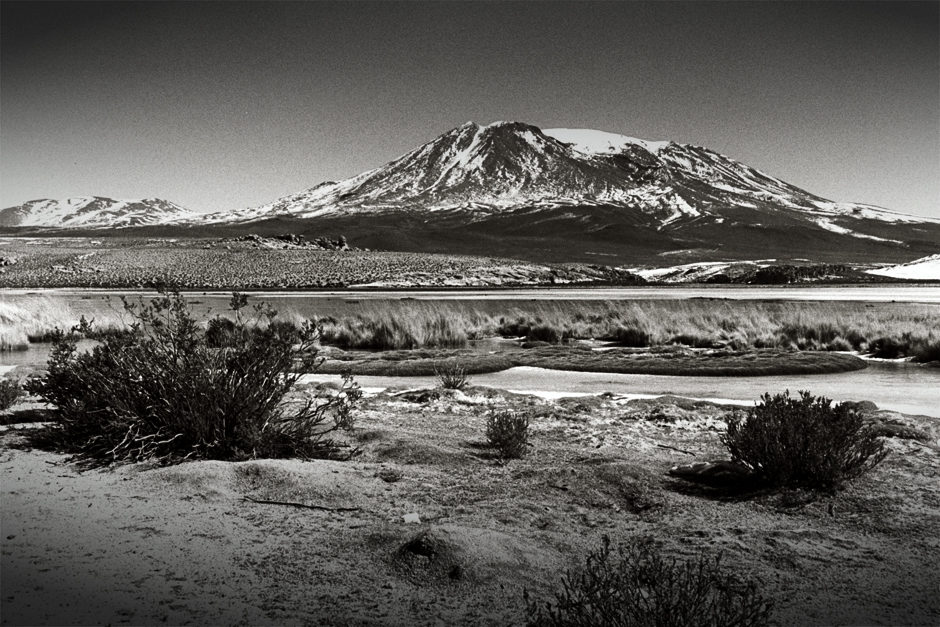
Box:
3, 286, 938, 417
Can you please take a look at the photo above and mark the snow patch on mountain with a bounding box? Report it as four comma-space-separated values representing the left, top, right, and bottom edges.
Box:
866, 254, 940, 280
543, 128, 670, 154
815, 218, 903, 244
811, 201, 940, 224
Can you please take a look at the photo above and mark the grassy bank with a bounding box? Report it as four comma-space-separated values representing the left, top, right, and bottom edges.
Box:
3, 295, 937, 363
315, 299, 940, 362
317, 346, 867, 377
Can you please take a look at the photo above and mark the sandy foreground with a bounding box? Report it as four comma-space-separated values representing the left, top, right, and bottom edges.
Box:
2, 387, 939, 626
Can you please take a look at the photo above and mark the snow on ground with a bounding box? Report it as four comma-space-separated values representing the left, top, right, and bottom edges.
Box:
626, 261, 739, 283
815, 219, 902, 244
866, 254, 940, 280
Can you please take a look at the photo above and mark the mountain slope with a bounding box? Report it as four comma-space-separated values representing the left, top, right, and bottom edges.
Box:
0, 197, 197, 228
209, 121, 936, 237
187, 121, 937, 263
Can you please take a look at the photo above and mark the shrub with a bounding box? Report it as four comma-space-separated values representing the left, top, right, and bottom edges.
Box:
435, 360, 470, 390
527, 324, 564, 344
24, 291, 360, 466
486, 410, 529, 459
525, 536, 772, 627
0, 378, 21, 410
611, 326, 651, 347
911, 339, 940, 364
497, 316, 535, 338
205, 316, 238, 347
867, 336, 905, 359
722, 391, 887, 490
669, 333, 718, 349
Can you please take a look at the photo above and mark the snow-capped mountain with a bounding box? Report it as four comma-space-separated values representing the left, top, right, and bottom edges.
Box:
0, 197, 197, 228
3, 122, 936, 265
204, 121, 938, 244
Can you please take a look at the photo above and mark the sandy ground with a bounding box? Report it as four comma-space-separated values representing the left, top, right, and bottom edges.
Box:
2, 388, 939, 625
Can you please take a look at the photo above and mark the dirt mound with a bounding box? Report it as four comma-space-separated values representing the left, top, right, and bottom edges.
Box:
392, 524, 562, 586
542, 460, 666, 514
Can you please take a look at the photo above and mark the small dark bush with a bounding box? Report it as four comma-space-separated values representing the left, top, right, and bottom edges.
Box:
497, 316, 538, 338
0, 378, 21, 410
264, 319, 303, 344
611, 326, 651, 347
435, 361, 470, 390
205, 316, 238, 347
842, 329, 867, 350
868, 336, 905, 359
525, 536, 773, 627
486, 410, 529, 459
527, 324, 564, 344
669, 333, 718, 348
722, 391, 887, 491
911, 339, 940, 363
24, 291, 360, 466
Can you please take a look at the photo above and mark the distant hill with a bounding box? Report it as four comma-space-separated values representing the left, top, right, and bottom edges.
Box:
0, 197, 197, 228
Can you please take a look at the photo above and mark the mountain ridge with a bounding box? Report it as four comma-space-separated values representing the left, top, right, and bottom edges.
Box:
2, 121, 937, 264
0, 196, 197, 228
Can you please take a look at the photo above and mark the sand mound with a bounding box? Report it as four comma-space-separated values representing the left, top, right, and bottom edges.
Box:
393, 524, 563, 585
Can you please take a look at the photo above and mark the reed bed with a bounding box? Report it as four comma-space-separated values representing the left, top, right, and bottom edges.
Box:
2, 296, 937, 362
0, 296, 132, 351
313, 300, 939, 361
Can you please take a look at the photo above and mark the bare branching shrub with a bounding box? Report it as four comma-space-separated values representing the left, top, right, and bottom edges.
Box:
435, 361, 470, 390
486, 410, 529, 459
24, 290, 361, 466
0, 378, 21, 410
525, 537, 773, 627
722, 391, 887, 491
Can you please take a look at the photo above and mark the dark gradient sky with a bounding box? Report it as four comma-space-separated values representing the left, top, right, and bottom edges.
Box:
2, 1, 938, 217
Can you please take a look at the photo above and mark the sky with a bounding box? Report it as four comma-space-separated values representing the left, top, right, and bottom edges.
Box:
2, 1, 938, 218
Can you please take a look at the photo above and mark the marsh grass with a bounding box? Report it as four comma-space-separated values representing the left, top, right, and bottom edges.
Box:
1, 296, 132, 350
3, 296, 938, 360
319, 306, 474, 350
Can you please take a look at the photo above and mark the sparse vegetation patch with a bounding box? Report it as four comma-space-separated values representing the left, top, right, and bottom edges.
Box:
435, 360, 470, 390
525, 536, 773, 627
485, 410, 529, 458
0, 378, 21, 410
